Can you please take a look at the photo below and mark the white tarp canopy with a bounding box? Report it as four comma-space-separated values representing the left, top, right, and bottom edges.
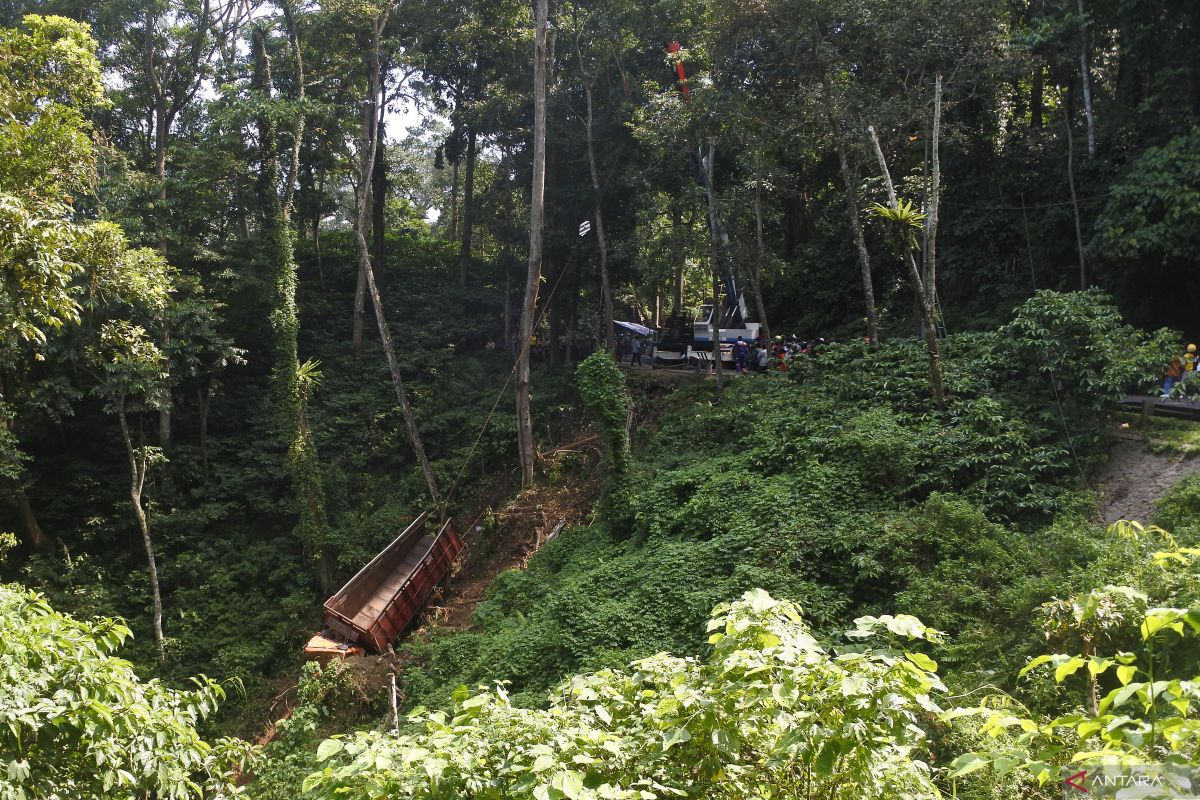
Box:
614, 320, 651, 336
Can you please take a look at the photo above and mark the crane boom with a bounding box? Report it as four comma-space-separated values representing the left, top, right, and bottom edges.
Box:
666, 41, 746, 329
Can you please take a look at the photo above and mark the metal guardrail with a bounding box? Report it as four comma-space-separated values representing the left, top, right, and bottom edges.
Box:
1121, 395, 1200, 421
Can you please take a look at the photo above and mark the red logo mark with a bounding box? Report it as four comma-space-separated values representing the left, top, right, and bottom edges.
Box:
1064, 770, 1089, 793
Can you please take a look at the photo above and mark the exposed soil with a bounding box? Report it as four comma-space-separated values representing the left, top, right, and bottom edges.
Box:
1095, 429, 1200, 524
251, 372, 694, 743
248, 453, 603, 744
435, 448, 603, 630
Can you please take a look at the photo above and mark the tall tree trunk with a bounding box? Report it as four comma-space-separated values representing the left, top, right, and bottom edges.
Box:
750, 141, 772, 342
577, 55, 614, 354
1030, 0, 1045, 130
152, 112, 171, 448
923, 76, 943, 307
1077, 0, 1097, 156
236, 179, 251, 239
1064, 106, 1087, 289
867, 125, 945, 411
314, 163, 326, 283
353, 13, 439, 505
10, 481, 52, 552
372, 118, 387, 281
358, 77, 386, 354
704, 139, 724, 401
458, 127, 477, 287
517, 0, 549, 487
254, 24, 332, 592
117, 408, 164, 659
145, 10, 173, 448
282, 0, 306, 218
503, 259, 513, 355
362, 257, 440, 504
447, 159, 460, 242
352, 256, 368, 354
833, 142, 878, 344
198, 382, 211, 483
144, 6, 169, 250
814, 24, 877, 344
671, 199, 684, 316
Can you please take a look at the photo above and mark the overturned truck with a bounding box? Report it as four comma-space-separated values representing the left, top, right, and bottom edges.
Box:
305, 511, 463, 659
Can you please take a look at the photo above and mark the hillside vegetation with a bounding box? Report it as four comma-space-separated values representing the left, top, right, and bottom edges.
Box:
4, 0, 1200, 798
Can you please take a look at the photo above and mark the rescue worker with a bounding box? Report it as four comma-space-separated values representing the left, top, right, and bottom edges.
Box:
1165, 354, 1184, 394
733, 336, 748, 374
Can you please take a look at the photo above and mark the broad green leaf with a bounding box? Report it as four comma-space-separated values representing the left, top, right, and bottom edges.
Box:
316, 739, 342, 762
552, 770, 586, 800
1054, 657, 1086, 682
662, 727, 692, 751
905, 651, 938, 672
1019, 654, 1055, 678
947, 752, 990, 779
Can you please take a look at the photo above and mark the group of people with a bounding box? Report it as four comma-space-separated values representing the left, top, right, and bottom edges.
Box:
730, 335, 831, 375
1163, 343, 1199, 393
612, 329, 836, 373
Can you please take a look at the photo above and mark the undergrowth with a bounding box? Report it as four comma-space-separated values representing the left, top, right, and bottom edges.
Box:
393, 291, 1172, 710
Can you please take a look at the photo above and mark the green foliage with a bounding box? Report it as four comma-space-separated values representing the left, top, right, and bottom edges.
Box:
397, 297, 1163, 711
1153, 476, 1200, 537
575, 353, 632, 524
251, 661, 359, 800
948, 530, 1200, 787
1093, 129, 1200, 266
305, 590, 947, 800
0, 15, 169, 359
0, 583, 256, 798
866, 495, 1100, 678
868, 198, 926, 254
92, 321, 168, 414
0, 15, 105, 201
1003, 289, 1175, 409
254, 59, 332, 582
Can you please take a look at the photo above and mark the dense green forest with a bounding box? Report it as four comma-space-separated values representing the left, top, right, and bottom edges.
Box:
3, 0, 1200, 797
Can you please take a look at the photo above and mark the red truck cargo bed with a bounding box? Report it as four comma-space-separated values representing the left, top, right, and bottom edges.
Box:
320, 511, 463, 653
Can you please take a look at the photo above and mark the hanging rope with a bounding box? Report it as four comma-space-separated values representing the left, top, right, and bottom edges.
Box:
438, 141, 637, 514
1020, 192, 1086, 483
441, 238, 585, 511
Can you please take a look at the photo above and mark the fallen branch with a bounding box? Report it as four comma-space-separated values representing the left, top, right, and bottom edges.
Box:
538, 433, 600, 461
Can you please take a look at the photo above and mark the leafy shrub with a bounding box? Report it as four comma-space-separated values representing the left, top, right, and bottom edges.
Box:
305, 591, 949, 800
1154, 474, 1200, 536
1003, 288, 1175, 412
576, 352, 633, 526
250, 660, 360, 800
949, 529, 1200, 789
0, 583, 256, 798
